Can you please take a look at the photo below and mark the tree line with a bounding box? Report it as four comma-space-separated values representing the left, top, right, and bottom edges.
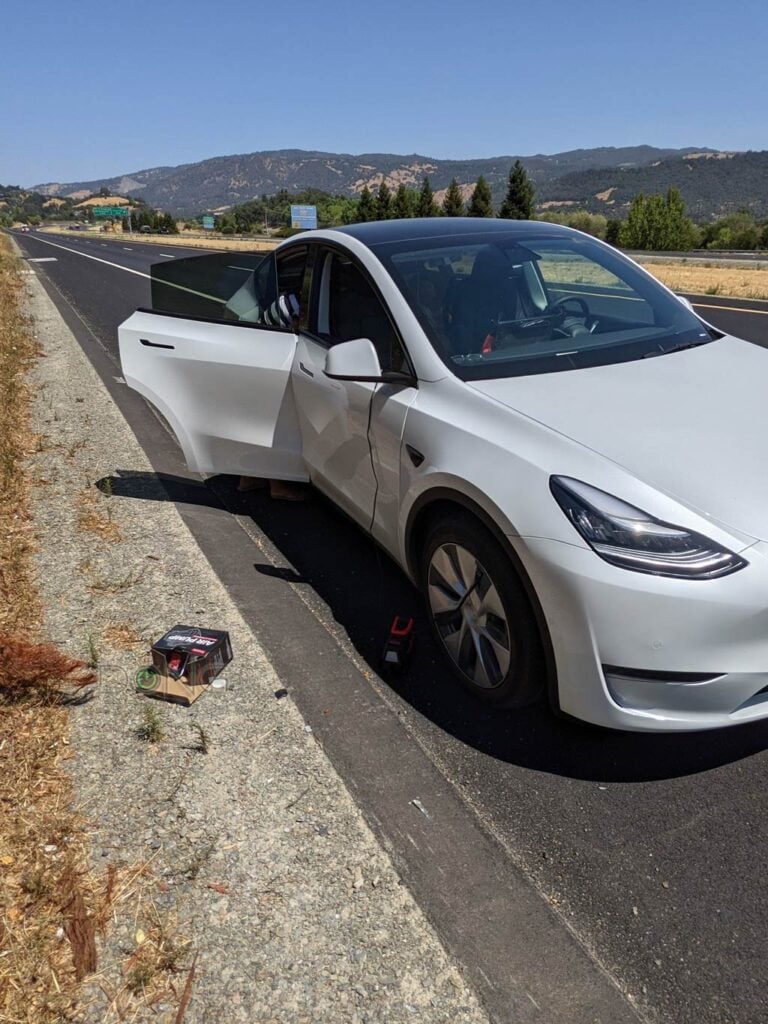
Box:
210, 161, 536, 235
215, 162, 768, 252
353, 160, 535, 222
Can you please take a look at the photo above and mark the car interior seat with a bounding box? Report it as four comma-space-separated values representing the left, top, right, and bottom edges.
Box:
446, 246, 522, 354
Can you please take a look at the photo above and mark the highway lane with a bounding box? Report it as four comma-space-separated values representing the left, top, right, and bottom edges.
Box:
12, 228, 768, 1024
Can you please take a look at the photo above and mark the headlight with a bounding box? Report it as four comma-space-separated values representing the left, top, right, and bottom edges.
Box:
550, 477, 747, 579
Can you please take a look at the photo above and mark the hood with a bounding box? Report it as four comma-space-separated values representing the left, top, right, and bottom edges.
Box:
469, 337, 768, 541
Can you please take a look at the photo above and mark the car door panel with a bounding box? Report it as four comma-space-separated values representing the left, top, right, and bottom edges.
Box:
291, 334, 378, 527
119, 309, 306, 479
368, 384, 418, 559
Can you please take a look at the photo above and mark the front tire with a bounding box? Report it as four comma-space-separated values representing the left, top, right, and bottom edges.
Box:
421, 514, 544, 708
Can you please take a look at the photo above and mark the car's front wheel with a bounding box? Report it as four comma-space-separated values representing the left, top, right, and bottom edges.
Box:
421, 514, 545, 708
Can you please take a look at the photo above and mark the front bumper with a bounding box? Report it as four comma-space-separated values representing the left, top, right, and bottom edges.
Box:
516, 536, 768, 732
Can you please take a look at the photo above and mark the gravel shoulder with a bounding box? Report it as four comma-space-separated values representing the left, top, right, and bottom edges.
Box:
22, 258, 488, 1023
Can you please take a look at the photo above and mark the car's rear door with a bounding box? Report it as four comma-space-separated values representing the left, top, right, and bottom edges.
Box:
118, 247, 309, 480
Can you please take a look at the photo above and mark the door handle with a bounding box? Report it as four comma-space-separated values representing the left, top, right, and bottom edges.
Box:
299, 361, 314, 378
140, 338, 175, 350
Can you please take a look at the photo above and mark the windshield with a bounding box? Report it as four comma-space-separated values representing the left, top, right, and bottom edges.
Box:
374, 232, 716, 380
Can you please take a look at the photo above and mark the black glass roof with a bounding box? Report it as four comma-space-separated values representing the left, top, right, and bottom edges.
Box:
333, 217, 575, 247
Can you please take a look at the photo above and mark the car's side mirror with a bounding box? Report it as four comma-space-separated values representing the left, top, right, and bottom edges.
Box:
324, 337, 415, 386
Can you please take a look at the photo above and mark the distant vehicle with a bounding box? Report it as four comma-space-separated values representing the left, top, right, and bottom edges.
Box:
118, 218, 768, 732
140, 225, 153, 234
18, 225, 30, 233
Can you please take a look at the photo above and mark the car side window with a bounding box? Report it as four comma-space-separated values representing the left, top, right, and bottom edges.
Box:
225, 246, 309, 329
313, 250, 409, 373
151, 251, 268, 322
276, 247, 309, 328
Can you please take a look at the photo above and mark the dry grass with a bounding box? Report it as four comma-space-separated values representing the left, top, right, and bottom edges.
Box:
0, 237, 40, 637
41, 225, 277, 252
0, 234, 105, 1020
638, 261, 768, 301
509, 251, 768, 302
79, 559, 146, 594
102, 622, 146, 651
76, 487, 122, 542
0, 236, 190, 1021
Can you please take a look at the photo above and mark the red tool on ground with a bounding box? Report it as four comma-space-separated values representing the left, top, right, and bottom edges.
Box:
382, 616, 415, 670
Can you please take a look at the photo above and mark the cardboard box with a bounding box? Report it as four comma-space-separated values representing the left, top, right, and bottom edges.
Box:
137, 625, 232, 706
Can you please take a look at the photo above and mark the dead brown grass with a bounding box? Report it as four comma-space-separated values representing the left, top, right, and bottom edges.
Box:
76, 487, 122, 542
41, 225, 278, 252
639, 261, 768, 301
0, 236, 189, 1021
0, 239, 40, 637
79, 558, 146, 594
0, 234, 100, 1021
102, 622, 146, 651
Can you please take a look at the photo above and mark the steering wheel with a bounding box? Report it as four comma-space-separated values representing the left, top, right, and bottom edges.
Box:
545, 295, 591, 319
545, 295, 599, 336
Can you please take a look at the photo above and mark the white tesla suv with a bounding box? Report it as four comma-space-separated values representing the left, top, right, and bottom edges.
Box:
118, 218, 768, 732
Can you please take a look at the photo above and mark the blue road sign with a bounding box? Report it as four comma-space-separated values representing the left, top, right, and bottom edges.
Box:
290, 204, 318, 230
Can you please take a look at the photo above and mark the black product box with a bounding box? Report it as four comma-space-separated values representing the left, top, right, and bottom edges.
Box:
147, 625, 232, 703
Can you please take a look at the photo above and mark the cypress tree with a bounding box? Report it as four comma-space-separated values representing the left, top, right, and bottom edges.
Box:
442, 178, 465, 217
417, 176, 439, 217
393, 184, 414, 219
357, 186, 376, 223
467, 175, 493, 217
375, 181, 392, 221
498, 160, 535, 220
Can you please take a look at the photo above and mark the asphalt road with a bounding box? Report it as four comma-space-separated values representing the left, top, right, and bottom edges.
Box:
13, 229, 768, 1024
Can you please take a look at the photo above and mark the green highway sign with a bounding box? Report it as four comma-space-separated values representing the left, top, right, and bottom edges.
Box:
93, 206, 129, 217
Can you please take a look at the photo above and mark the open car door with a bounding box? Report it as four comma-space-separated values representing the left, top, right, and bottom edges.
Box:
118, 251, 306, 481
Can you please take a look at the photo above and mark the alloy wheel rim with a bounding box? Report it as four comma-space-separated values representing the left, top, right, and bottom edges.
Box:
427, 543, 512, 689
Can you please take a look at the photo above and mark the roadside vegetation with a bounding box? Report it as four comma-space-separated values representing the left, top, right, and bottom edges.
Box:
0, 235, 191, 1021
0, 232, 105, 1021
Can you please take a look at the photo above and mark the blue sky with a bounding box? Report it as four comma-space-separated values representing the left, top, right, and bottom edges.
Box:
2, 0, 766, 186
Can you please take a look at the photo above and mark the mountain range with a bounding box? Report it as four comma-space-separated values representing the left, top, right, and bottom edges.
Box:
34, 144, 756, 217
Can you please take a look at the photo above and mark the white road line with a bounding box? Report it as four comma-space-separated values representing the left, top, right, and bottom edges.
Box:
691, 299, 768, 316
21, 235, 154, 280
159, 253, 175, 257
27, 257, 58, 262
20, 234, 226, 305
123, 247, 133, 251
